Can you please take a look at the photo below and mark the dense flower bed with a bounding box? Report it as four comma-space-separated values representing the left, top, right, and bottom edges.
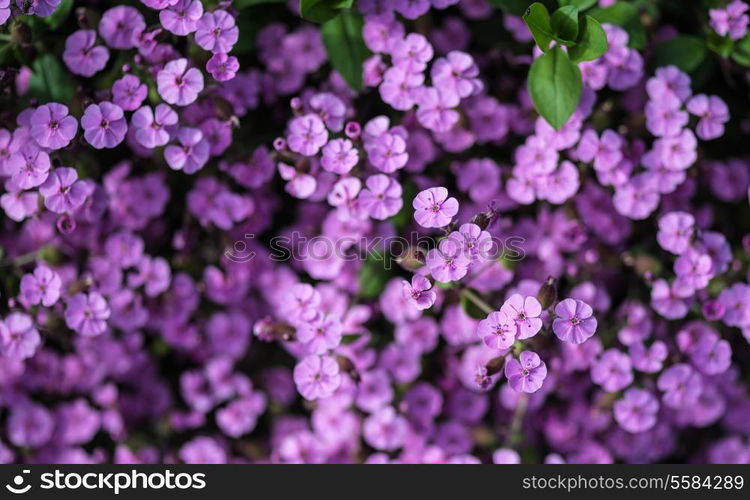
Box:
0, 0, 749, 464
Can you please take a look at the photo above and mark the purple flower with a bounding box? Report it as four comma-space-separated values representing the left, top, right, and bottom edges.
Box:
195, 10, 238, 54
552, 298, 598, 344
81, 102, 127, 149
614, 388, 659, 433
98, 6, 145, 50
394, 0, 431, 19
657, 364, 702, 409
112, 75, 148, 111
160, 0, 203, 36
216, 394, 267, 438
477, 310, 516, 350
413, 186, 459, 228
297, 315, 342, 355
321, 138, 358, 174
402, 275, 436, 310
179, 437, 227, 464
15, 0, 60, 17
426, 236, 470, 282
7, 403, 53, 448
515, 135, 558, 175
657, 211, 694, 255
63, 30, 110, 77
690, 333, 731, 376
164, 127, 210, 174
718, 283, 750, 327
591, 349, 633, 392
309, 92, 346, 132
30, 103, 78, 150
293, 354, 341, 401
357, 174, 403, 220
576, 129, 623, 172
65, 292, 111, 337
287, 114, 328, 156
391, 33, 433, 73
206, 53, 240, 82
20, 265, 61, 307
630, 341, 668, 373
501, 294, 543, 340
645, 98, 688, 137
646, 65, 692, 103
128, 256, 172, 297
710, 0, 749, 40
363, 407, 408, 451
395, 316, 439, 353
56, 399, 101, 446
686, 94, 729, 140
673, 248, 713, 297
651, 279, 689, 320
0, 313, 41, 360
415, 87, 460, 133
493, 448, 521, 464
131, 104, 178, 148
39, 167, 88, 214
656, 129, 697, 170
379, 66, 423, 111
157, 58, 204, 106
6, 143, 50, 189
504, 351, 548, 393
431, 51, 482, 99
368, 132, 408, 173
0, 0, 8, 25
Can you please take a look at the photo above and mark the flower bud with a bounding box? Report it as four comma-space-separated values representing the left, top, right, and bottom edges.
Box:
537, 276, 557, 310
484, 355, 506, 376
470, 208, 495, 231
336, 355, 360, 382
396, 246, 426, 271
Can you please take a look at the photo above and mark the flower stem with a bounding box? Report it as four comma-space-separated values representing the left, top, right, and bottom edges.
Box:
506, 393, 528, 448
461, 288, 494, 315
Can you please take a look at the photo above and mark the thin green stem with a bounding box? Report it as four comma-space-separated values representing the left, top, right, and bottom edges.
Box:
506, 393, 529, 448
461, 288, 494, 315
0, 250, 39, 268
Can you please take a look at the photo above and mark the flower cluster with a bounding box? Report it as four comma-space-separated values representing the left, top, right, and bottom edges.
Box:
0, 0, 749, 465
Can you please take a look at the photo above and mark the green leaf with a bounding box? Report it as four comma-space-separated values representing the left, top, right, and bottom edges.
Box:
321, 10, 369, 91
234, 4, 286, 53
523, 3, 555, 51
486, 0, 533, 15
389, 181, 418, 230
27, 54, 75, 103
732, 35, 750, 66
559, 0, 597, 10
341, 334, 362, 345
358, 250, 392, 299
568, 15, 608, 62
654, 35, 707, 72
528, 46, 582, 130
45, 0, 74, 30
460, 288, 489, 320
590, 2, 646, 49
707, 31, 733, 58
300, 0, 352, 24
235, 0, 285, 7
551, 5, 579, 42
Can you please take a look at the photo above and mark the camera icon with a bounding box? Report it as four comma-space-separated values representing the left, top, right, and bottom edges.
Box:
6, 470, 31, 494
224, 234, 256, 263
